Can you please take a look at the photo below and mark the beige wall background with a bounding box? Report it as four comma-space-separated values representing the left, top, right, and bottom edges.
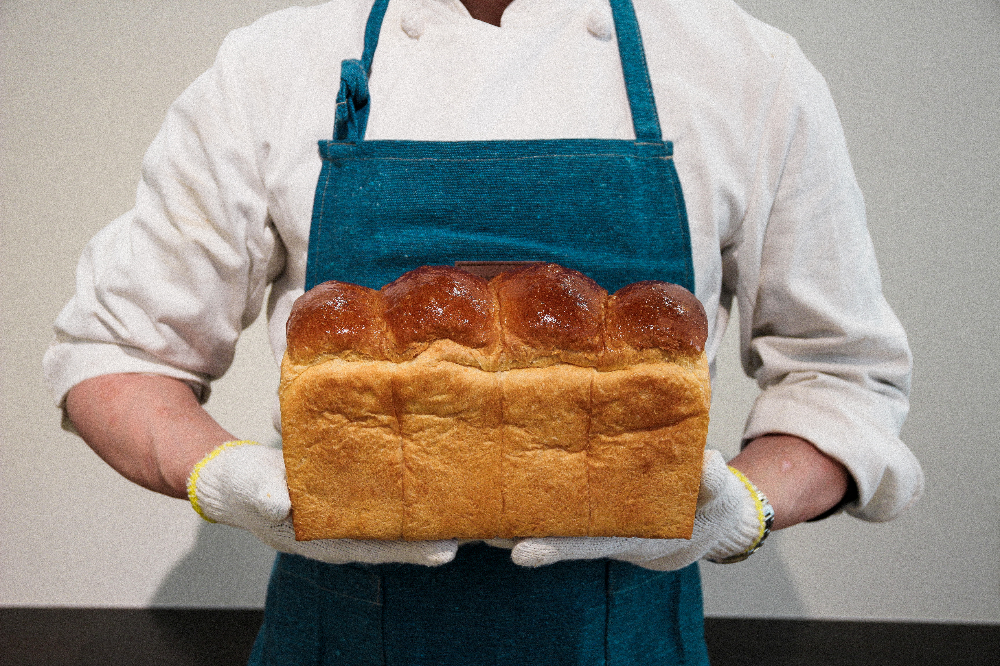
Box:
2, 0, 998, 622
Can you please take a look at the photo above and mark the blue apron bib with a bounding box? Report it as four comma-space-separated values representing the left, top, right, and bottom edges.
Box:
305, 0, 695, 295
251, 0, 708, 663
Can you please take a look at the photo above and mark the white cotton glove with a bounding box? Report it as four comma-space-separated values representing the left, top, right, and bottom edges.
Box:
510, 449, 770, 570
187, 441, 457, 566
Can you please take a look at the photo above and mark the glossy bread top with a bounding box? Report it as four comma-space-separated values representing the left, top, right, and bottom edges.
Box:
285, 263, 707, 368
382, 265, 497, 357
605, 280, 708, 356
284, 280, 386, 363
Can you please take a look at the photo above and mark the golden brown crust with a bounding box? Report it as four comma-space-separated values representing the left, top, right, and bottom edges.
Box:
382, 265, 497, 361
589, 358, 710, 537
499, 365, 594, 536
492, 263, 606, 368
395, 359, 504, 539
605, 280, 707, 361
280, 360, 403, 540
280, 263, 710, 541
284, 281, 387, 364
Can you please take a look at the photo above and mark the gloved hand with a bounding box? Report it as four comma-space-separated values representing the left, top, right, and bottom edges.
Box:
510, 449, 771, 570
187, 441, 457, 566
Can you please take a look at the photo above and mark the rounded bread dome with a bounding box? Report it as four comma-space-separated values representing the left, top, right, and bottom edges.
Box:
606, 280, 708, 357
381, 265, 497, 358
285, 281, 386, 363
285, 263, 707, 368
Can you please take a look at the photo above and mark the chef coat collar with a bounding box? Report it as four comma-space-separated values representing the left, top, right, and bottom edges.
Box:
409, 0, 610, 33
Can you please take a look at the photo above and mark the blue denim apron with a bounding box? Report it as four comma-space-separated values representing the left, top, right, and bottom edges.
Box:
250, 0, 708, 663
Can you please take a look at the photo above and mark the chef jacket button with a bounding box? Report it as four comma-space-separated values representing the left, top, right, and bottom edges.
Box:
586, 6, 614, 41
401, 9, 426, 39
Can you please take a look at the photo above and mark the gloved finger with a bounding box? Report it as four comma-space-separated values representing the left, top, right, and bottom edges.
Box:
695, 449, 732, 507
252, 521, 459, 567
694, 450, 758, 533
249, 471, 292, 523
343, 538, 459, 566
298, 537, 459, 566
250, 519, 304, 554
190, 441, 290, 526
614, 537, 691, 564
510, 537, 633, 567
626, 540, 704, 571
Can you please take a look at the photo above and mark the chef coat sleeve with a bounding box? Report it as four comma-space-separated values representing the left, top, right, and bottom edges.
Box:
728, 40, 923, 522
43, 24, 287, 408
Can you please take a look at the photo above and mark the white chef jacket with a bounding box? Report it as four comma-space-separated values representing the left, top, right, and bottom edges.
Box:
43, 0, 923, 521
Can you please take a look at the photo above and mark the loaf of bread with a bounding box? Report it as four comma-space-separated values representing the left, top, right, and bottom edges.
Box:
279, 263, 710, 541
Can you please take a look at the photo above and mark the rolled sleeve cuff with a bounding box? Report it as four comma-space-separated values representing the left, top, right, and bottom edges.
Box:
43, 340, 213, 412
742, 379, 924, 522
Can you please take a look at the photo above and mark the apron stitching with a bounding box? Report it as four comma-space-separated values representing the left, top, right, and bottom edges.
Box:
610, 569, 674, 596
282, 567, 384, 606
306, 166, 335, 291
379, 573, 389, 666
321, 153, 673, 163
604, 560, 612, 666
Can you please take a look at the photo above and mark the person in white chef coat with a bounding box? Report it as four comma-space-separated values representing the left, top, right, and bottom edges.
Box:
44, 0, 923, 663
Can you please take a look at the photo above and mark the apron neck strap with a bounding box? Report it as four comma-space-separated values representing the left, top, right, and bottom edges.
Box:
607, 0, 663, 142
337, 0, 663, 143
332, 0, 391, 141
361, 0, 391, 75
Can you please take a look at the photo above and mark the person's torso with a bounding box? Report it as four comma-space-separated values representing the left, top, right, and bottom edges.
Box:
243, 0, 796, 366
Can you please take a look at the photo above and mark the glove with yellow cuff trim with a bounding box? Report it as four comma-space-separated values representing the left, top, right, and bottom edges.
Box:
187, 441, 458, 566
510, 449, 772, 570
